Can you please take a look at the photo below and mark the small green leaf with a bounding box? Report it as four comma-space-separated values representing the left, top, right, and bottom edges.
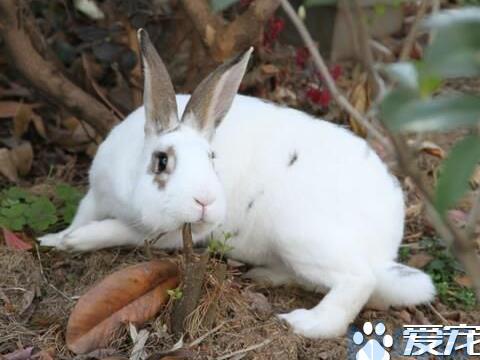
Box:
56, 184, 83, 203
435, 135, 480, 215
25, 197, 58, 232
210, 0, 239, 11
425, 20, 480, 78
381, 92, 480, 132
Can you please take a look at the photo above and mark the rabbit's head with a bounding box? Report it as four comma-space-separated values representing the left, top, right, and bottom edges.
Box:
133, 29, 252, 237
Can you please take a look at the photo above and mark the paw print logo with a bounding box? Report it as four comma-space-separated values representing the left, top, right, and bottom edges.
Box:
353, 322, 393, 360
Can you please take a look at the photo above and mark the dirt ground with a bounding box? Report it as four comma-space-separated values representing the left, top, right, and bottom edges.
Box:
1, 197, 480, 360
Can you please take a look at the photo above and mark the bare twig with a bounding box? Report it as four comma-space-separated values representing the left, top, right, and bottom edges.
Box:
279, 0, 391, 151
188, 321, 226, 347
180, 0, 280, 60
400, 0, 429, 61
427, 303, 450, 325
0, 0, 118, 137
171, 223, 210, 335
217, 339, 272, 360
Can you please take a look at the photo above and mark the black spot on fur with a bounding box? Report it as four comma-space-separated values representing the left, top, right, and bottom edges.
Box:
246, 190, 265, 212
247, 199, 255, 211
288, 151, 298, 167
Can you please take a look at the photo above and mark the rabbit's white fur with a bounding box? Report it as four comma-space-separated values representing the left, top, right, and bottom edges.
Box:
40, 35, 435, 338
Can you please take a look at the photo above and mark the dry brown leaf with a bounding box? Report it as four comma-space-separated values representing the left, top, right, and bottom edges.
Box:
417, 141, 445, 159
348, 73, 369, 138
407, 253, 433, 269
0, 148, 18, 181
261, 64, 279, 75
0, 101, 22, 118
10, 142, 33, 176
454, 275, 472, 288
66, 260, 179, 354
13, 104, 33, 139
31, 112, 47, 139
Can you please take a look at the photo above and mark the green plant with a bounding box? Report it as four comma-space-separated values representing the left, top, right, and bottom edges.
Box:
380, 11, 480, 216
0, 184, 83, 233
167, 287, 183, 300
424, 239, 476, 309
208, 232, 234, 258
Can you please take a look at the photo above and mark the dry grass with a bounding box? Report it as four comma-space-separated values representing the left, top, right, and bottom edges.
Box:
2, 239, 480, 359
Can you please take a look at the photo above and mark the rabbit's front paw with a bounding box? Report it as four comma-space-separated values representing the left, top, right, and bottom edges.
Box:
38, 231, 69, 250
278, 307, 348, 338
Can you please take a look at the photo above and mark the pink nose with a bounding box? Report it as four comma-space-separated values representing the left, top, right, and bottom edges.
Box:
194, 196, 215, 207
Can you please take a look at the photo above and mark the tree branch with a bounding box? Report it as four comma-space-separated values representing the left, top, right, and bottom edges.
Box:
180, 0, 280, 61
0, 0, 119, 137
279, 0, 391, 151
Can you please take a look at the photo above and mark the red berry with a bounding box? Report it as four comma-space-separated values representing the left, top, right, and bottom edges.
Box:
330, 64, 342, 80
306, 87, 331, 107
319, 89, 331, 107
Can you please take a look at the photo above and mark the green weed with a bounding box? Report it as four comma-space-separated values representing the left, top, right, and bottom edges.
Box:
0, 184, 83, 234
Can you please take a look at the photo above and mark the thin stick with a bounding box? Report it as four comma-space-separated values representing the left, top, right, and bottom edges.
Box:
188, 321, 226, 347
427, 303, 450, 326
399, 0, 429, 61
217, 339, 272, 360
279, 0, 391, 151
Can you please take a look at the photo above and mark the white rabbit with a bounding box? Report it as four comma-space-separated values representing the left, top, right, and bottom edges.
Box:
40, 29, 435, 338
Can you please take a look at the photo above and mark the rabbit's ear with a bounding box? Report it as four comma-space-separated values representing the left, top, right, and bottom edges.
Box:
138, 29, 179, 136
181, 47, 253, 139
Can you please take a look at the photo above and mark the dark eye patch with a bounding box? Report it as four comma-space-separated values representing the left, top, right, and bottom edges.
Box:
153, 151, 169, 174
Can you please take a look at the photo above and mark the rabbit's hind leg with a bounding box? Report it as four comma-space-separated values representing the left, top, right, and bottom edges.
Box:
39, 190, 100, 248
51, 219, 143, 252
243, 266, 296, 287
278, 267, 375, 338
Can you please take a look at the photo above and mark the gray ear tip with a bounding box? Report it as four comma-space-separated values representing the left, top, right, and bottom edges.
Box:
242, 46, 254, 60
137, 28, 151, 53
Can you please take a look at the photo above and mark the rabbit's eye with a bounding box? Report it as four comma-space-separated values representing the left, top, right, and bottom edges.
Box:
154, 152, 169, 173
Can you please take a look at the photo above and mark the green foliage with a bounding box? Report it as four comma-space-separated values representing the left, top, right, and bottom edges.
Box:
0, 184, 83, 233
435, 135, 480, 215
167, 287, 183, 300
398, 246, 411, 262
380, 9, 480, 214
208, 232, 234, 258
424, 239, 476, 309
56, 184, 83, 224
210, 0, 239, 12
381, 91, 480, 132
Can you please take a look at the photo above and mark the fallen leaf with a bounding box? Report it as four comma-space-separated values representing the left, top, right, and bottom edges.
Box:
454, 275, 472, 288
407, 253, 433, 268
348, 72, 369, 138
4, 347, 34, 360
10, 142, 33, 176
0, 101, 23, 118
13, 104, 33, 139
261, 64, 279, 75
2, 228, 33, 250
66, 260, 179, 354
129, 324, 149, 360
0, 148, 18, 181
417, 140, 445, 159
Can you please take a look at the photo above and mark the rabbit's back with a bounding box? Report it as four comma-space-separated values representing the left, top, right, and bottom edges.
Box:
209, 95, 404, 265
